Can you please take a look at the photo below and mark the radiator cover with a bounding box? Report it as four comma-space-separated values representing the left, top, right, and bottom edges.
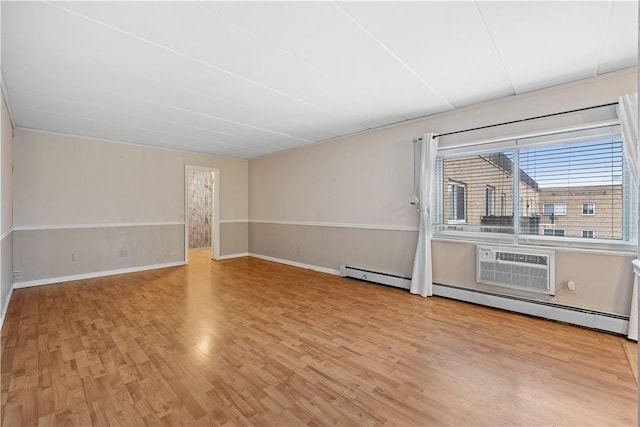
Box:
340, 265, 411, 290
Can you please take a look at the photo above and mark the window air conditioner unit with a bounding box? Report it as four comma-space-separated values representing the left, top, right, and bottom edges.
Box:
476, 246, 555, 295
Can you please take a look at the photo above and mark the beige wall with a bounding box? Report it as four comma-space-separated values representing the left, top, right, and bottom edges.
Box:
1, 87, 14, 316
13, 129, 249, 282
250, 223, 418, 275
13, 130, 248, 225
249, 69, 637, 316
432, 240, 634, 314
13, 226, 184, 282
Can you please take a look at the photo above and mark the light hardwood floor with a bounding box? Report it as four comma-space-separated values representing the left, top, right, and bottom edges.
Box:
1, 250, 637, 426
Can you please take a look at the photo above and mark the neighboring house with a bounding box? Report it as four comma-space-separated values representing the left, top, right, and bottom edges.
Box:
537, 185, 623, 240
442, 152, 540, 233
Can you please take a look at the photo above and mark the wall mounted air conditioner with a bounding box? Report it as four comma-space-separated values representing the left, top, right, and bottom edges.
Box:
477, 245, 555, 295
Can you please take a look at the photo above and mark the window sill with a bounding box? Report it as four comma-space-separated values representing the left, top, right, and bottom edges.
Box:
432, 231, 637, 256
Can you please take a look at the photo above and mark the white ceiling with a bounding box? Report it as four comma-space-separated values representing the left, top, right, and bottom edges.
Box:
1, 1, 637, 159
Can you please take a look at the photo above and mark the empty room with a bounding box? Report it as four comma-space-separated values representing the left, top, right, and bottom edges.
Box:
0, 1, 638, 426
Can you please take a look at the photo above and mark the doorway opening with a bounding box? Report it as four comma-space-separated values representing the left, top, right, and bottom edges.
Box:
185, 166, 220, 263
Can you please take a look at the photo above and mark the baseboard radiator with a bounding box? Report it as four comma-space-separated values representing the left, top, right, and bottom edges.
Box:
339, 265, 411, 290
338, 264, 628, 335
434, 283, 629, 335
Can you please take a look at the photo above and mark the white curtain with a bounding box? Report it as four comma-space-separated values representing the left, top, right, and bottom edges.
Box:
618, 93, 638, 341
410, 133, 439, 297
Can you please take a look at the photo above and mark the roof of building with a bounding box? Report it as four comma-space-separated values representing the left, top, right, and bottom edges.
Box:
483, 152, 539, 190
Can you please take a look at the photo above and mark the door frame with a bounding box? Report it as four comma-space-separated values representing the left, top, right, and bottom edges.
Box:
185, 165, 220, 263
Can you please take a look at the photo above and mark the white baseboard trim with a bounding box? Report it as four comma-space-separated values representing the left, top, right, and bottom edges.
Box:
0, 285, 14, 331
13, 261, 186, 289
249, 253, 341, 276
217, 253, 249, 260
433, 283, 629, 335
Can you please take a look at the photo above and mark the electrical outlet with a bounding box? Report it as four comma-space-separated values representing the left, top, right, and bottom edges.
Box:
121, 249, 128, 257
12, 270, 22, 282
72, 253, 79, 261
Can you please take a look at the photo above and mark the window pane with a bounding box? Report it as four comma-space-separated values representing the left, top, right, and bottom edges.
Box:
447, 182, 466, 222
486, 186, 495, 216
440, 151, 514, 233
520, 134, 623, 240
582, 203, 595, 215
434, 124, 635, 246
456, 185, 465, 220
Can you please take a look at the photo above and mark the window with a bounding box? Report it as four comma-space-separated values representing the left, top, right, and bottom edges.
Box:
486, 186, 495, 216
448, 181, 466, 223
433, 124, 636, 247
520, 128, 626, 241
437, 151, 514, 233
582, 230, 595, 238
543, 203, 567, 216
582, 203, 595, 215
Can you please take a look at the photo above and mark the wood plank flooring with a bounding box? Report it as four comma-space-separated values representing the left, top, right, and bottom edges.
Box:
1, 250, 637, 426
622, 339, 638, 385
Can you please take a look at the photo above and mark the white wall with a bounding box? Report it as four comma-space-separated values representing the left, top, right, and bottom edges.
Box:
249, 69, 638, 316
12, 129, 248, 283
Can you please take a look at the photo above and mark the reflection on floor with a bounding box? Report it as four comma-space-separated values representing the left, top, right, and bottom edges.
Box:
1, 249, 637, 426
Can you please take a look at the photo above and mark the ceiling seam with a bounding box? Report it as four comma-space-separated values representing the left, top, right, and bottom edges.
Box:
473, 1, 517, 96
114, 67, 264, 112
101, 68, 329, 141
10, 86, 292, 149
44, 1, 345, 121
194, 1, 381, 131
14, 126, 252, 160
593, 0, 615, 76
14, 105, 271, 155
334, 2, 454, 110
158, 104, 314, 143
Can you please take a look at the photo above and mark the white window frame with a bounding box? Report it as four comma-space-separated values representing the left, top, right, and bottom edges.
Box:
447, 181, 466, 224
582, 230, 595, 238
432, 122, 637, 253
582, 203, 595, 216
543, 203, 567, 216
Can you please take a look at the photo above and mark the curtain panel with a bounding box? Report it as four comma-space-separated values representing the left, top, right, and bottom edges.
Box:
410, 133, 439, 297
618, 93, 638, 341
